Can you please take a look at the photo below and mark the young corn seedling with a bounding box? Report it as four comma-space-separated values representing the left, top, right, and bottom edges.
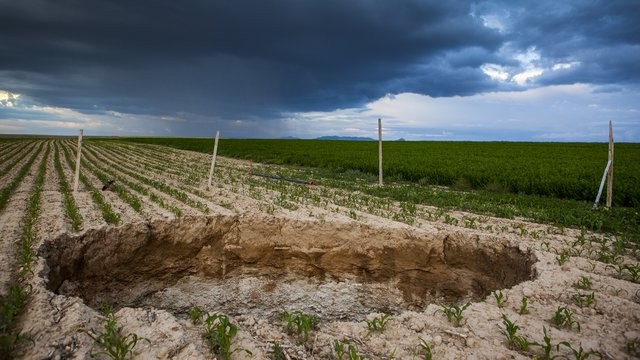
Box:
88, 308, 142, 360
334, 339, 347, 360
574, 276, 592, 290
188, 305, 205, 325
334, 339, 369, 360
268, 342, 287, 360
202, 313, 251, 360
572, 292, 596, 308
518, 296, 529, 315
624, 264, 640, 283
0, 284, 31, 356
493, 290, 508, 308
501, 314, 534, 352
280, 310, 319, 344
365, 313, 391, 333
536, 326, 559, 360
557, 341, 602, 360
627, 337, 640, 357
555, 249, 570, 266
417, 337, 433, 360
435, 303, 470, 327
551, 306, 580, 332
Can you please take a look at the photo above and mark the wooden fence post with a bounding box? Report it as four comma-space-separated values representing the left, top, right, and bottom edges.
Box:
378, 118, 383, 186
207, 130, 220, 189
606, 121, 614, 208
73, 129, 83, 192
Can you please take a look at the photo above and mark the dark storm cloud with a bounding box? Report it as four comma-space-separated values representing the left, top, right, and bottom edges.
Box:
0, 0, 638, 120
486, 0, 640, 86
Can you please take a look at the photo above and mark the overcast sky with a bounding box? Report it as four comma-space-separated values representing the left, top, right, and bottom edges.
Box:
1, 0, 639, 141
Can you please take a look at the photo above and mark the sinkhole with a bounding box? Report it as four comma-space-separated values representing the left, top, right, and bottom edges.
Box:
40, 215, 536, 320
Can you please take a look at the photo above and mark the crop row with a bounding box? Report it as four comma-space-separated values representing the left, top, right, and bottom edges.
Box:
0, 141, 48, 356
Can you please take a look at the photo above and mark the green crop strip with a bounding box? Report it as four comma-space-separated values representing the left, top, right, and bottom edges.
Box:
60, 143, 120, 225
53, 143, 83, 231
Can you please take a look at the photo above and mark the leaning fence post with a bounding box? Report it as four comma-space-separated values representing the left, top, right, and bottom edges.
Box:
606, 121, 614, 208
207, 130, 220, 189
73, 129, 83, 192
378, 118, 383, 186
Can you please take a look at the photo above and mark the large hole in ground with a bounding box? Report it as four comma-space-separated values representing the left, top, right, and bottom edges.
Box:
40, 215, 536, 320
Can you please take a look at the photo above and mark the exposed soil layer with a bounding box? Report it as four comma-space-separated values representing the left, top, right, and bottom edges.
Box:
40, 215, 536, 320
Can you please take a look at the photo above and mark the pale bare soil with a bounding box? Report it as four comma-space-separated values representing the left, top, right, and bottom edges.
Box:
1, 140, 638, 359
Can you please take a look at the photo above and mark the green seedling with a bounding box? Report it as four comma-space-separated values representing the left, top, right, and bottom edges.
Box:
443, 214, 458, 225
268, 342, 287, 360
280, 310, 319, 344
493, 290, 508, 308
347, 342, 369, 360
627, 337, 640, 357
88, 308, 142, 360
435, 303, 470, 327
0, 284, 32, 356
605, 285, 628, 296
557, 341, 602, 359
334, 339, 369, 360
537, 326, 560, 360
551, 307, 580, 332
366, 313, 391, 333
624, 264, 640, 283
572, 292, 596, 308
597, 250, 622, 265
188, 305, 205, 324
574, 276, 592, 290
555, 250, 570, 266
334, 339, 347, 360
417, 337, 433, 360
501, 314, 534, 351
606, 263, 625, 277
518, 296, 529, 315
202, 313, 251, 360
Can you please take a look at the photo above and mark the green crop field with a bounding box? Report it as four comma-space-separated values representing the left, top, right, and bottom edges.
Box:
112, 138, 640, 208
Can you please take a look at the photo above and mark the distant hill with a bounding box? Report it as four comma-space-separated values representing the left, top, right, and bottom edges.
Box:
315, 136, 375, 141
280, 136, 300, 139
